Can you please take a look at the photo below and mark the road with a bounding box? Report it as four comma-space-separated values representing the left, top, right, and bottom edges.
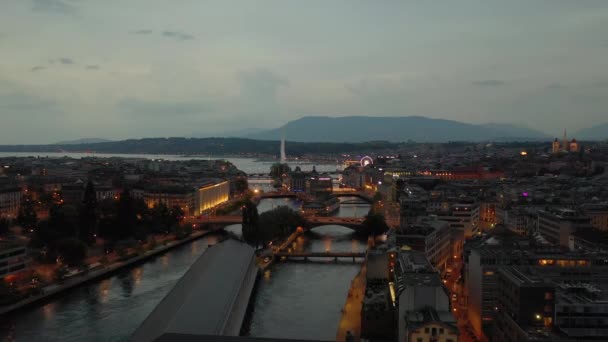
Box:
442, 259, 480, 342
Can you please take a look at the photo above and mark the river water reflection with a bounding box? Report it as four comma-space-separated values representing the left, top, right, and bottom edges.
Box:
233, 196, 370, 340
0, 235, 222, 342
1, 196, 369, 341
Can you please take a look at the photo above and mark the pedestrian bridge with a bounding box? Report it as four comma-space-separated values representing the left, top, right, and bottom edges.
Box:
274, 251, 365, 263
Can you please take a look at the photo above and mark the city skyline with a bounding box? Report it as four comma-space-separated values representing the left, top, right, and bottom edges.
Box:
1, 1, 608, 143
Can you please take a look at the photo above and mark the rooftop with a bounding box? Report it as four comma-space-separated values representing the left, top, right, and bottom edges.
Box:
131, 239, 257, 342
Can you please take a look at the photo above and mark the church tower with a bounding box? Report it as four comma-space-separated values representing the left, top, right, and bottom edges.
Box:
569, 138, 579, 153
552, 138, 561, 154
562, 129, 569, 152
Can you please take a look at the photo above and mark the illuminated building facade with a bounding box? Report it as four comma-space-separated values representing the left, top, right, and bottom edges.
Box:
551, 129, 580, 154
139, 186, 195, 215
195, 180, 230, 215
289, 166, 306, 192
135, 180, 229, 216
0, 186, 21, 219
306, 175, 332, 195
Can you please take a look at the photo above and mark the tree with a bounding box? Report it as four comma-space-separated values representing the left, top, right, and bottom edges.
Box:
373, 191, 383, 202
241, 200, 260, 248
234, 176, 249, 194
361, 212, 389, 237
148, 203, 182, 234
78, 181, 98, 244
372, 192, 384, 213
170, 205, 185, 225
258, 206, 307, 246
114, 188, 137, 240
48, 204, 79, 239
16, 194, 37, 232
54, 238, 88, 267
150, 203, 171, 233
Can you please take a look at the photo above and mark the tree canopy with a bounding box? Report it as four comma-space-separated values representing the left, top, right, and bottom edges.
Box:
361, 212, 389, 237
256, 206, 307, 246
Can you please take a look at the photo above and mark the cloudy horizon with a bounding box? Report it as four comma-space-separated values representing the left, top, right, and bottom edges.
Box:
1, 0, 608, 144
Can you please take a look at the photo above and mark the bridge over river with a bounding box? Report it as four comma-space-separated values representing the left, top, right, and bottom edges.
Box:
273, 251, 365, 263
185, 215, 366, 232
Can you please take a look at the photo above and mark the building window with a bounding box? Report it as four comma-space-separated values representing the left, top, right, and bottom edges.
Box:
417, 338, 423, 342
425, 327, 429, 333
432, 327, 437, 336
439, 328, 444, 334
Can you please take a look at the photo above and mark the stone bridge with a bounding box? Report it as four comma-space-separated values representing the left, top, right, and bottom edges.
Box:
184, 215, 366, 233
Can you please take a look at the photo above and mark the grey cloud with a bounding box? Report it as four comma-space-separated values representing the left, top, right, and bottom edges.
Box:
117, 98, 212, 116
85, 65, 100, 70
236, 68, 288, 114
472, 80, 507, 87
344, 77, 412, 115
31, 0, 77, 15
30, 66, 47, 72
346, 77, 406, 97
237, 68, 289, 92
546, 83, 566, 89
133, 29, 153, 35
162, 31, 195, 41
587, 80, 608, 88
59, 57, 74, 65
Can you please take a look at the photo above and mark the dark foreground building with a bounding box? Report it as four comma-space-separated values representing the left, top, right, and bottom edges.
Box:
132, 239, 258, 342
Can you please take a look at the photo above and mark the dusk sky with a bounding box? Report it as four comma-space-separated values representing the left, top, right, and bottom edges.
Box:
1, 0, 608, 144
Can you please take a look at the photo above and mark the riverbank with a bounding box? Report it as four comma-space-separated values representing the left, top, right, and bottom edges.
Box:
336, 263, 367, 342
0, 229, 218, 316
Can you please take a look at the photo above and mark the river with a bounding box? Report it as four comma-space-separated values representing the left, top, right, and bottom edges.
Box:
229, 197, 370, 341
0, 196, 369, 341
0, 152, 341, 174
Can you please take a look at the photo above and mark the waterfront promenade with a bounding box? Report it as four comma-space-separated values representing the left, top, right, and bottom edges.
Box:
336, 263, 366, 342
0, 229, 216, 316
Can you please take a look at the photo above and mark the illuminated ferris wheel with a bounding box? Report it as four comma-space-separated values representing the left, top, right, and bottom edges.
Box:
360, 156, 373, 167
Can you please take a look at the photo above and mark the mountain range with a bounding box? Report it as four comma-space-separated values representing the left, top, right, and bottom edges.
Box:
54, 138, 113, 145
244, 116, 551, 143
573, 123, 608, 141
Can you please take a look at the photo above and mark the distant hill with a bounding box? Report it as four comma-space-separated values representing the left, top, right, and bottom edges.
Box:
575, 123, 608, 141
192, 127, 266, 138
54, 138, 112, 145
245, 116, 549, 143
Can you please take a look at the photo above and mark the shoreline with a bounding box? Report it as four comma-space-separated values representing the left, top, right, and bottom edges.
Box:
0, 229, 218, 317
